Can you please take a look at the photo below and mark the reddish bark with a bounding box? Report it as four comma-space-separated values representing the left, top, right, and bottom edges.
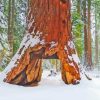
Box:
4, 0, 81, 86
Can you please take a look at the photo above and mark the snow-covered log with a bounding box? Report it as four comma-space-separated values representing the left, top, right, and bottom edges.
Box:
3, 0, 81, 86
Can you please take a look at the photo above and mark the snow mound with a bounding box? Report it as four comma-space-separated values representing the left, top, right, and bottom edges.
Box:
0, 70, 100, 100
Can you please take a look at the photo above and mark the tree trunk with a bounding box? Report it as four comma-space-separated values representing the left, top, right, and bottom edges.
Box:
4, 0, 81, 86
95, 4, 99, 66
95, 31, 99, 65
87, 0, 92, 68
83, 0, 88, 65
77, 0, 81, 14
8, 0, 14, 57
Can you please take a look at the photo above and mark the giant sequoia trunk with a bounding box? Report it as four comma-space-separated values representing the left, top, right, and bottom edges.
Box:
4, 0, 81, 86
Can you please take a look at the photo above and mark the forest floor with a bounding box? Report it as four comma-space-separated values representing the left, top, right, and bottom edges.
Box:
0, 70, 100, 100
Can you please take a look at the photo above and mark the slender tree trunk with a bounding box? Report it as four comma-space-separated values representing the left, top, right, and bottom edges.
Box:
83, 0, 88, 65
77, 0, 81, 14
8, 0, 12, 52
95, 5, 99, 66
95, 31, 99, 65
87, 0, 92, 68
8, 0, 14, 57
11, 0, 15, 51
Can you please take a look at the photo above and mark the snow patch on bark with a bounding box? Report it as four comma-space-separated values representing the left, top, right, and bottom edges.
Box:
68, 40, 75, 49
64, 41, 80, 72
64, 46, 67, 50
64, 42, 80, 65
40, 39, 45, 45
68, 55, 73, 61
50, 41, 58, 49
72, 54, 80, 64
3, 32, 41, 77
28, 19, 34, 29
69, 63, 74, 67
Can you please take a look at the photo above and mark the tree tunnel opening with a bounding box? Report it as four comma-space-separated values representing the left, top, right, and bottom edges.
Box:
41, 53, 61, 81
42, 59, 61, 73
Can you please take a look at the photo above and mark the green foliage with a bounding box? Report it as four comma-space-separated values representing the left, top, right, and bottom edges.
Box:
72, 12, 83, 37
72, 11, 84, 58
0, 67, 3, 72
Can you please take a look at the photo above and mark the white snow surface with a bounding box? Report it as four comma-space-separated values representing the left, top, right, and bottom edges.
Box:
0, 70, 100, 100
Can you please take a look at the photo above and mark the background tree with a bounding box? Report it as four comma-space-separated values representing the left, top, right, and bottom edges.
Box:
87, 0, 92, 68
8, 0, 14, 57
72, 0, 84, 60
93, 0, 100, 70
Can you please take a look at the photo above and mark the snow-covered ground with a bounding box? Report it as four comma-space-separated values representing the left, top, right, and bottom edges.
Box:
0, 70, 100, 100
